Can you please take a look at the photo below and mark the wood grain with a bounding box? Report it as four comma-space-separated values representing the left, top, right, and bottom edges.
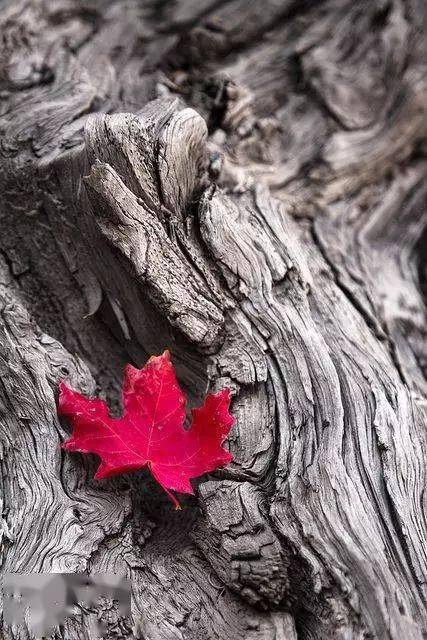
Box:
0, 0, 426, 638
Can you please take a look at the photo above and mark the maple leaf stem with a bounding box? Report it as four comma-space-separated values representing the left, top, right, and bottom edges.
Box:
163, 486, 182, 510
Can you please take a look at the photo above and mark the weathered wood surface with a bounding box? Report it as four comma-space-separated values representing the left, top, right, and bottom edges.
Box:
0, 0, 426, 638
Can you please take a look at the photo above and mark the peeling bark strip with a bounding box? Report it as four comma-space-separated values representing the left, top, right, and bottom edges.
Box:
0, 0, 426, 638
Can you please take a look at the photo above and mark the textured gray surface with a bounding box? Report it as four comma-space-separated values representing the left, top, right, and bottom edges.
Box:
0, 0, 426, 638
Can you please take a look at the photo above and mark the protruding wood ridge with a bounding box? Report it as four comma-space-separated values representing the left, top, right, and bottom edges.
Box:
0, 0, 426, 638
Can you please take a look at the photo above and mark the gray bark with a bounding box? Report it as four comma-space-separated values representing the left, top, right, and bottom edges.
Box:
0, 0, 426, 638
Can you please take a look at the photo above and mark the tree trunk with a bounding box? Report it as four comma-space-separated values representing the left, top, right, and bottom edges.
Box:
1, 0, 426, 638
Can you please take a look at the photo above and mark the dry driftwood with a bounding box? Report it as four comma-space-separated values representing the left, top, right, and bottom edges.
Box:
0, 0, 427, 638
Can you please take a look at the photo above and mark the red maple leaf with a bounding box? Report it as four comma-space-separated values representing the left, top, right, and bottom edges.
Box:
58, 351, 234, 507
